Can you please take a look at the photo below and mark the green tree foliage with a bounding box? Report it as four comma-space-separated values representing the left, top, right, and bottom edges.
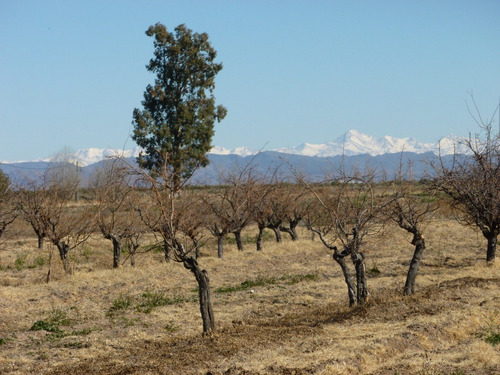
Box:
132, 23, 227, 185
0, 169, 9, 199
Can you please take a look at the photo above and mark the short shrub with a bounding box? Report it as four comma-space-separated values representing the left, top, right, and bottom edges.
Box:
29, 320, 62, 334
108, 294, 133, 315
485, 332, 500, 346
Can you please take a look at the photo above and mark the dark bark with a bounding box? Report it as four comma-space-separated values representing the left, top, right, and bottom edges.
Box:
233, 231, 244, 251
28, 222, 46, 249
37, 234, 44, 250
102, 231, 123, 268
111, 235, 122, 268
353, 252, 368, 304
404, 235, 426, 295
183, 256, 216, 333
485, 232, 497, 262
256, 225, 265, 251
217, 234, 224, 258
332, 249, 357, 307
283, 219, 300, 241
56, 241, 72, 274
279, 226, 297, 241
270, 227, 282, 243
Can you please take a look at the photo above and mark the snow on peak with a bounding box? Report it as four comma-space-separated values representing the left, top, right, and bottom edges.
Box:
278, 130, 461, 157
208, 146, 256, 157
2, 130, 464, 166
73, 147, 143, 166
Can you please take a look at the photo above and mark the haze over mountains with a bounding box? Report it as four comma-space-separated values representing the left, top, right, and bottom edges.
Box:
1, 130, 460, 184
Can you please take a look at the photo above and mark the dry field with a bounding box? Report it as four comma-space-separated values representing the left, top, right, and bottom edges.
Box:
0, 218, 499, 374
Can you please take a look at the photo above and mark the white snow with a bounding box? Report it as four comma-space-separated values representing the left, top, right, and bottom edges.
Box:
276, 130, 460, 157
1, 130, 465, 166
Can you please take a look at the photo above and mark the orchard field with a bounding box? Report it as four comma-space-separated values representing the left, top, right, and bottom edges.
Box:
1, 213, 499, 374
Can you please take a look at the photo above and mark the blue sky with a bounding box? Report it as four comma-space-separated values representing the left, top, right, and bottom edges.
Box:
1, 0, 499, 161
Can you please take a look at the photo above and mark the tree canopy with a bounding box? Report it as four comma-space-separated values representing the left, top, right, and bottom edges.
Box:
0, 169, 10, 199
132, 23, 227, 186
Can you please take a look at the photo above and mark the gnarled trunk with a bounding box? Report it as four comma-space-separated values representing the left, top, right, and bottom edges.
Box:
333, 249, 357, 306
353, 252, 368, 304
283, 219, 300, 241
279, 226, 297, 241
270, 226, 282, 243
404, 235, 426, 295
183, 257, 215, 333
56, 241, 72, 274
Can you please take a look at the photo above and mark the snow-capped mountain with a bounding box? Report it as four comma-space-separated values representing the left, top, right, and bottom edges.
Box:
0, 130, 462, 166
276, 130, 459, 157
73, 147, 143, 166
208, 146, 256, 157
8, 147, 145, 167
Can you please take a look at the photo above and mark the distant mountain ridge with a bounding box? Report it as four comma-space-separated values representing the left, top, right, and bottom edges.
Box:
1, 130, 462, 185
0, 129, 459, 167
210, 130, 459, 159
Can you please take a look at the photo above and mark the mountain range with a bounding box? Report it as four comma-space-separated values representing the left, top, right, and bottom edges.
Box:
1, 129, 459, 167
0, 130, 460, 184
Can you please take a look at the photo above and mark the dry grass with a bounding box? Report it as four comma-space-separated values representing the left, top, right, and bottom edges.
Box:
0, 219, 499, 374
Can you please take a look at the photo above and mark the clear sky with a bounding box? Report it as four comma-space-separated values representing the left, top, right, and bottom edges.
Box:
1, 0, 499, 161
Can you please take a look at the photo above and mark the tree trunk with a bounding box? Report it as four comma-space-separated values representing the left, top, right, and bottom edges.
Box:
404, 236, 426, 295
271, 227, 282, 243
183, 257, 216, 333
279, 226, 296, 241
353, 252, 368, 304
46, 248, 53, 283
111, 236, 122, 269
333, 250, 357, 306
233, 231, 244, 251
129, 243, 139, 267
37, 234, 44, 250
486, 232, 497, 263
288, 219, 300, 241
256, 225, 265, 251
164, 240, 172, 261
217, 235, 224, 258
56, 241, 72, 274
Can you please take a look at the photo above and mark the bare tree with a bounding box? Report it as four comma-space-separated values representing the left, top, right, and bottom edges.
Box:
386, 163, 437, 295
19, 161, 95, 274
278, 184, 308, 241
205, 168, 262, 252
202, 189, 232, 258
433, 98, 500, 263
132, 156, 216, 333
0, 170, 16, 243
90, 160, 145, 268
254, 182, 302, 248
302, 172, 388, 306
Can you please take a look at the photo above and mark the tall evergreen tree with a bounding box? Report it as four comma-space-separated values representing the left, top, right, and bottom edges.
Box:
132, 23, 227, 186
